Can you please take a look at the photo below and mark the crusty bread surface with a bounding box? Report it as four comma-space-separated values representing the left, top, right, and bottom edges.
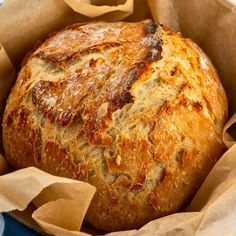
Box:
2, 20, 228, 231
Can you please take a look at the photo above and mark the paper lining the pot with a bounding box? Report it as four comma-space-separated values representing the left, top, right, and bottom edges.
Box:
64, 0, 133, 20
0, 0, 236, 235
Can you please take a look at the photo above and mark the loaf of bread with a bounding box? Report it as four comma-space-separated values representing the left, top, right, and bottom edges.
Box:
2, 20, 228, 231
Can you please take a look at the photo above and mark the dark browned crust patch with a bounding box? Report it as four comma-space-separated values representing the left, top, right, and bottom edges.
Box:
31, 20, 163, 146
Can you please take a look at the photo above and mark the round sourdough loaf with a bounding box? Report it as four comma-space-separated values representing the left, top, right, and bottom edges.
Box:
2, 20, 228, 231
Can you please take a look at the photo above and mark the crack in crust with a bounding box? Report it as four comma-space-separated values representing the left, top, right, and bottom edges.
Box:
31, 20, 163, 146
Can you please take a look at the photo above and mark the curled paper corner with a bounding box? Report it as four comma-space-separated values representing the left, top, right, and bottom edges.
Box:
32, 199, 92, 236
0, 167, 96, 236
64, 0, 134, 20
32, 182, 96, 235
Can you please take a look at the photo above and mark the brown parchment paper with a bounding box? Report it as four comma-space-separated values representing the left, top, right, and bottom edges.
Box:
1, 0, 236, 235
0, 44, 15, 153
64, 0, 133, 20
0, 167, 96, 236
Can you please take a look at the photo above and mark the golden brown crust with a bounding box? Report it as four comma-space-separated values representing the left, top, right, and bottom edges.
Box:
2, 20, 228, 231
3, 106, 41, 168
43, 141, 88, 181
